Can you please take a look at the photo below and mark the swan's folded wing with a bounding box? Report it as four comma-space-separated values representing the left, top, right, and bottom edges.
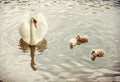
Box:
34, 14, 48, 44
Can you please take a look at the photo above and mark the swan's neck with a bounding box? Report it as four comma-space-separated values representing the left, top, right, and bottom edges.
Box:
30, 18, 35, 45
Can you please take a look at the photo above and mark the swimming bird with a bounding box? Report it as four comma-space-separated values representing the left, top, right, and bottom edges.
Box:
19, 13, 48, 70
19, 13, 48, 45
91, 49, 105, 61
69, 34, 88, 49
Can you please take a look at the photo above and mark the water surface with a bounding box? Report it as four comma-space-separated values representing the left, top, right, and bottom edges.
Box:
0, 0, 120, 82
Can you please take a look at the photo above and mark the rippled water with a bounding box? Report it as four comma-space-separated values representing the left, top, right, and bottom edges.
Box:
0, 0, 120, 82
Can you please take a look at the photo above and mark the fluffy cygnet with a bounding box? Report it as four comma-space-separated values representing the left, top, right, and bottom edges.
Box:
69, 34, 88, 49
91, 49, 105, 61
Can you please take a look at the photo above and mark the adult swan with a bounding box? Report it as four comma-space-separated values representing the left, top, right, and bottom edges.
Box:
19, 13, 48, 70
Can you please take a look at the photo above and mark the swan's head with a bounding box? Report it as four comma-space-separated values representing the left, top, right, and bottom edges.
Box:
31, 17, 37, 28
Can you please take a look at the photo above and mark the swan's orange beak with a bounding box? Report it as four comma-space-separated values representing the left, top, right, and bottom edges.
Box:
34, 22, 37, 28
33, 19, 37, 28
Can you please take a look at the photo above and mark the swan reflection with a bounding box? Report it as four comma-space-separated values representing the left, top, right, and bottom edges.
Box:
19, 38, 47, 71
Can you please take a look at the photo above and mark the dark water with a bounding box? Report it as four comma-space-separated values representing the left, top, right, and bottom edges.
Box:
0, 0, 120, 82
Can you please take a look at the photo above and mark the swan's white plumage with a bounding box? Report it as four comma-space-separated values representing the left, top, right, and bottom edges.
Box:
19, 13, 48, 45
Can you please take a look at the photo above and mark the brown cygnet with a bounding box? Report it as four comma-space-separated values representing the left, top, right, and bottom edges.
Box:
69, 34, 88, 49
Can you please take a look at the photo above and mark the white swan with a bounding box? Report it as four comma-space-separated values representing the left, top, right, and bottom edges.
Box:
19, 13, 48, 70
19, 13, 48, 45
